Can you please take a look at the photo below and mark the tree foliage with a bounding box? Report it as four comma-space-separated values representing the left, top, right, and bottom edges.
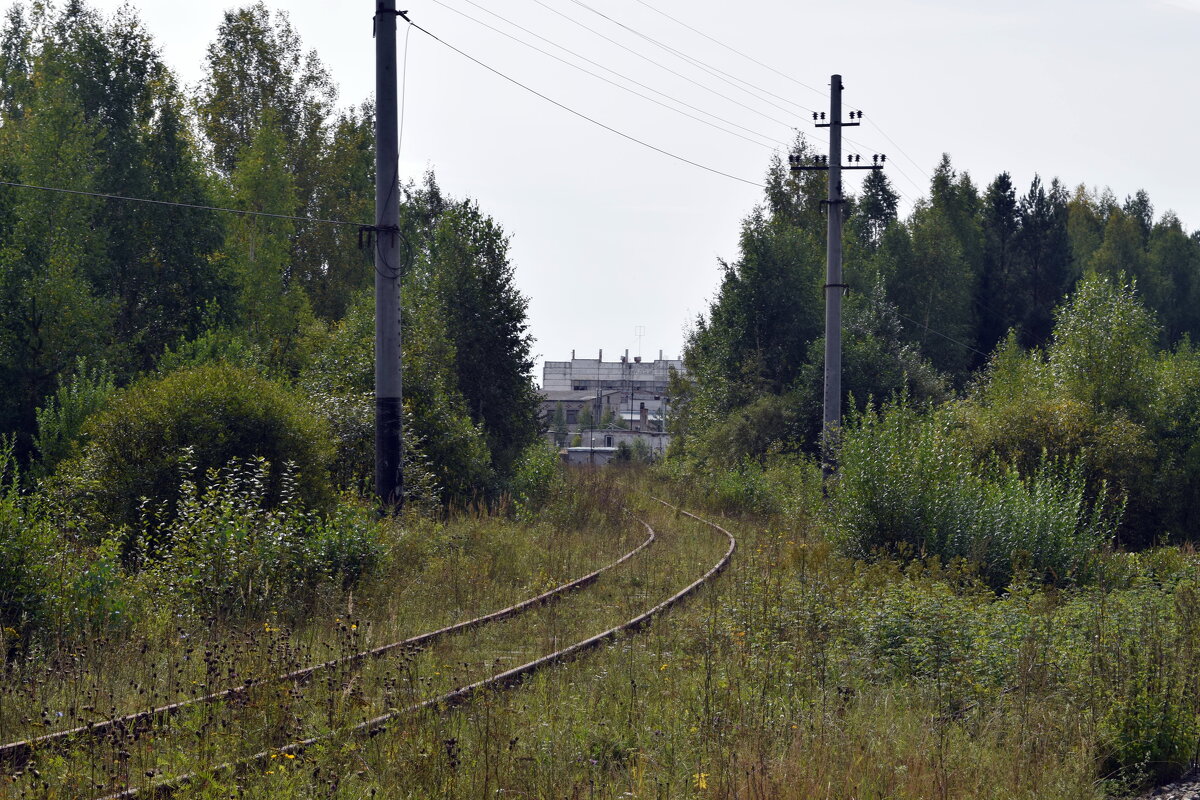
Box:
0, 2, 539, 511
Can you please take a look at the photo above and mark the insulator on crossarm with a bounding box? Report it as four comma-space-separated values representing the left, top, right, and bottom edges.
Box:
820, 112, 826, 120
812, 112, 818, 121
881, 154, 887, 162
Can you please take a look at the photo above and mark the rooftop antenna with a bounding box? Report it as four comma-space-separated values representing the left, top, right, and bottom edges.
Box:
634, 325, 646, 360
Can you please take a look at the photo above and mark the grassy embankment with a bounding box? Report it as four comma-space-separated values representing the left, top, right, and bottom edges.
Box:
5, 465, 1200, 799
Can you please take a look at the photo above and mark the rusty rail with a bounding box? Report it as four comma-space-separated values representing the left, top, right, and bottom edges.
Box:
94, 503, 734, 800
0, 520, 656, 773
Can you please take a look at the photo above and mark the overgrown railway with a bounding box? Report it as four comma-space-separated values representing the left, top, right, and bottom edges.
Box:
0, 500, 734, 799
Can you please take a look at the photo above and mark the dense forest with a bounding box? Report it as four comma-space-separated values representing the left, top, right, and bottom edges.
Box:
671, 138, 1200, 551
0, 1, 541, 510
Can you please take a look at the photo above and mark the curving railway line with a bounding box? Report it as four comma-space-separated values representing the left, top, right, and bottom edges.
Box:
1, 499, 734, 799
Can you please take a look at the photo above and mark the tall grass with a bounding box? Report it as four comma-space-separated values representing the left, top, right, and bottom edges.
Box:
7, 464, 1200, 797
135, 455, 383, 620
834, 400, 1122, 587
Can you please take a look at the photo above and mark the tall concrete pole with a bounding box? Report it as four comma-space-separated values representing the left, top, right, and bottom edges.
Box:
792, 77, 878, 479
822, 74, 844, 478
375, 0, 403, 508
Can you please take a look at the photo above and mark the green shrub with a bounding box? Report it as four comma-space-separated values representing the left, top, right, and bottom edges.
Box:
699, 394, 797, 467
0, 441, 52, 639
508, 439, 562, 519
1102, 687, 1200, 787
0, 440, 130, 647
155, 325, 260, 374
67, 363, 333, 532
1048, 273, 1158, 415
307, 390, 374, 494
33, 359, 115, 477
300, 291, 495, 505
960, 333, 1160, 548
704, 459, 781, 516
835, 400, 1121, 587
142, 457, 382, 619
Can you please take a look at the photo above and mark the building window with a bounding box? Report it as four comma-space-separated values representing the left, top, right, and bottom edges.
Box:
566, 410, 578, 424
573, 384, 587, 390
605, 435, 613, 447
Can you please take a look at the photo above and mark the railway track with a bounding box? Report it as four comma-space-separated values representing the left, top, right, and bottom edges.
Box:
0, 519, 654, 775
3, 499, 734, 799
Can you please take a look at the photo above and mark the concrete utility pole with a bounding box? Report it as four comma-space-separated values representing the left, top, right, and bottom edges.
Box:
790, 74, 883, 479
374, 1, 404, 508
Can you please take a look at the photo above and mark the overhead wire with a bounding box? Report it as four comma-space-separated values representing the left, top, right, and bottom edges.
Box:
0, 12, 767, 255
524, 0, 804, 135
417, 5, 959, 349
447, 0, 788, 148
569, 1, 933, 208
844, 133, 924, 203
406, 19, 765, 188
399, 22, 412, 155
896, 311, 989, 358
867, 118, 933, 181
565, 0, 820, 118
545, 0, 933, 205
629, 0, 829, 101
370, 17, 414, 282
0, 179, 363, 226
430, 0, 785, 151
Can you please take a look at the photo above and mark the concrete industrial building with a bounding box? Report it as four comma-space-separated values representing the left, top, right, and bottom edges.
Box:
539, 350, 685, 458
542, 349, 682, 396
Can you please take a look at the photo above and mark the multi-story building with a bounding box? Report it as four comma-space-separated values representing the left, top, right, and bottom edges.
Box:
539, 350, 685, 445
542, 349, 682, 396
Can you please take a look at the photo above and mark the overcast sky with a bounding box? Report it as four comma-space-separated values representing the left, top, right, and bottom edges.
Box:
65, 0, 1200, 373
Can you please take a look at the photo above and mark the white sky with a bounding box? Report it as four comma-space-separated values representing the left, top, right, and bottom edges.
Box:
50, 0, 1200, 372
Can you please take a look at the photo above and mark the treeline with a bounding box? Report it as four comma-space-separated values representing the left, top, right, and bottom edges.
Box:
672, 137, 1200, 549
0, 1, 539, 506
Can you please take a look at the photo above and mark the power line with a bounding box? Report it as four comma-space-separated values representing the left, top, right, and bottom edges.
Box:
446, 0, 786, 147
0, 179, 363, 226
867, 118, 932, 181
896, 311, 989, 358
839, 124, 924, 201
629, 0, 828, 101
566, 0, 819, 119
525, 0, 801, 134
608, 2, 934, 205
845, 133, 924, 203
399, 22, 413, 155
431, 0, 784, 151
407, 20, 764, 188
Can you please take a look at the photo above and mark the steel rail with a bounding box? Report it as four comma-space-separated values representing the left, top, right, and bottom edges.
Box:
92, 504, 734, 799
0, 521, 656, 773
